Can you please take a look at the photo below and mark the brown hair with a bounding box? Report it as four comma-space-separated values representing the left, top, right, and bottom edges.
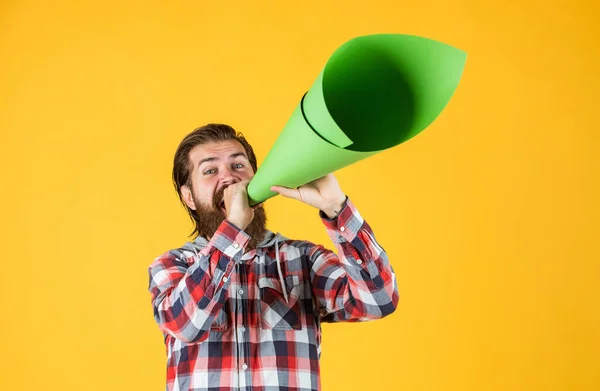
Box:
172, 123, 258, 237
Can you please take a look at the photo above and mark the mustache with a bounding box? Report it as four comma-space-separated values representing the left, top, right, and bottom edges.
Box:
213, 185, 231, 209
212, 183, 259, 210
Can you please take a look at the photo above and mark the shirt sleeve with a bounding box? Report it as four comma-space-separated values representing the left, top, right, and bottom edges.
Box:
147, 220, 250, 343
308, 196, 399, 322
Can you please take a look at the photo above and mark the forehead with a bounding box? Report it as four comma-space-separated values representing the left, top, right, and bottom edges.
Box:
188, 140, 248, 165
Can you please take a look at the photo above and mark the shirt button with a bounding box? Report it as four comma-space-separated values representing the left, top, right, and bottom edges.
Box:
340, 226, 346, 232
222, 276, 228, 282
240, 326, 246, 332
356, 259, 363, 265
238, 289, 244, 295
242, 363, 248, 370
232, 242, 240, 249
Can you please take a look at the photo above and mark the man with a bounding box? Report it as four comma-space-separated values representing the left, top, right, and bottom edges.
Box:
148, 123, 399, 391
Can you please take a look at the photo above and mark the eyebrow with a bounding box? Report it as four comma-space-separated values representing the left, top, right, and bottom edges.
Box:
198, 152, 248, 167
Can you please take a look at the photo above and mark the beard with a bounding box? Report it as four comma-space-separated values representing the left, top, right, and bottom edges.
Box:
193, 186, 268, 252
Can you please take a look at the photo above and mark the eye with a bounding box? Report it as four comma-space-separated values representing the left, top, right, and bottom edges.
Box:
204, 168, 216, 175
233, 163, 244, 169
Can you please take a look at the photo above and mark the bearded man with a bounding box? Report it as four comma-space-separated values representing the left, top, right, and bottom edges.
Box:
148, 123, 399, 391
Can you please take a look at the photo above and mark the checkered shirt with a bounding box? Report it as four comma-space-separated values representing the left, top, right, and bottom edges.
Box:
148, 197, 399, 390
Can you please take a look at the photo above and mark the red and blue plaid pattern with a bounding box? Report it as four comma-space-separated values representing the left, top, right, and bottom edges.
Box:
148, 197, 399, 390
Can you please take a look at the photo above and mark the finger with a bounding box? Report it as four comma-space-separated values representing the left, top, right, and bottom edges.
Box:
271, 186, 301, 201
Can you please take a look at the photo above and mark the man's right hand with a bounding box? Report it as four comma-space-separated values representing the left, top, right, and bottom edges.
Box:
223, 179, 261, 231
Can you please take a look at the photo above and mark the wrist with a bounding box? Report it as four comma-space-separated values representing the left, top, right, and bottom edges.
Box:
227, 213, 250, 231
228, 219, 249, 231
322, 196, 346, 219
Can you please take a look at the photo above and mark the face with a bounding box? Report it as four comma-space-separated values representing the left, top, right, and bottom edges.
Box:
181, 139, 267, 247
183, 139, 254, 211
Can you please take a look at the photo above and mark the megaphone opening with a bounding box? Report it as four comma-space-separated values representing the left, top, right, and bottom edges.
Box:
302, 34, 467, 153
321, 44, 416, 152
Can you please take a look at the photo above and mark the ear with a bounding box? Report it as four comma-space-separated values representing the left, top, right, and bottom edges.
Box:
180, 185, 197, 210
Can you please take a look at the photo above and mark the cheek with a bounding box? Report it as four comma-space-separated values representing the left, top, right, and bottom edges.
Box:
192, 178, 217, 204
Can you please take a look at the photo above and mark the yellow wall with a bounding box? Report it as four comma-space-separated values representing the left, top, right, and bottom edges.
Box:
1, 0, 598, 390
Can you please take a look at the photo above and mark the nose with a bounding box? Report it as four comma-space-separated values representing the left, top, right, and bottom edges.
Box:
219, 166, 239, 188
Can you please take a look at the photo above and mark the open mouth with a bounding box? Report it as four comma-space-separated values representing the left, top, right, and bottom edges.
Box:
218, 199, 226, 212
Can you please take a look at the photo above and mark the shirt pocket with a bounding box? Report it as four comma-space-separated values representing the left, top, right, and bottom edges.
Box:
210, 302, 230, 332
258, 275, 303, 330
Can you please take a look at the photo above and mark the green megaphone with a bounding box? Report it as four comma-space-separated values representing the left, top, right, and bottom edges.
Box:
247, 33, 467, 206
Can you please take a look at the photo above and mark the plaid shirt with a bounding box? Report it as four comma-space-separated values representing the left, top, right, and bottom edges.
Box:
148, 197, 399, 391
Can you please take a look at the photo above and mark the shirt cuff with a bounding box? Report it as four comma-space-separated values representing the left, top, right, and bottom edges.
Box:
320, 197, 365, 244
206, 220, 251, 261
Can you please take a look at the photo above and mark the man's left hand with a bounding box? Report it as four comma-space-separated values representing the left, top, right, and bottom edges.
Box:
270, 174, 347, 219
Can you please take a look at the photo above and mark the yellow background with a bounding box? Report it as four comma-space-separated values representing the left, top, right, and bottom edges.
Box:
1, 0, 598, 390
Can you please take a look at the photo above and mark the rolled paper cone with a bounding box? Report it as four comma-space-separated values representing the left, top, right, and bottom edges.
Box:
247, 33, 467, 206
